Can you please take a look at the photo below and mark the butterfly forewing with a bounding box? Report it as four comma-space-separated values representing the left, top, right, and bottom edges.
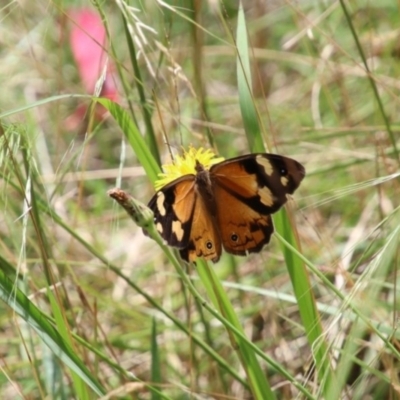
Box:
147, 176, 196, 248
211, 154, 305, 214
210, 154, 305, 257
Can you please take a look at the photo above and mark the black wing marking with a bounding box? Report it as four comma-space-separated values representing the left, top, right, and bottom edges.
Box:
147, 176, 196, 249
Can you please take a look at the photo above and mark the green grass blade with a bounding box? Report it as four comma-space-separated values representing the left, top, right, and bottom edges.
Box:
95, 98, 160, 184
236, 3, 264, 152
236, 3, 334, 394
47, 290, 89, 400
150, 318, 162, 400
120, 9, 161, 166
326, 223, 400, 399
339, 0, 399, 162
0, 94, 91, 119
196, 259, 275, 399
0, 268, 105, 396
190, 261, 315, 399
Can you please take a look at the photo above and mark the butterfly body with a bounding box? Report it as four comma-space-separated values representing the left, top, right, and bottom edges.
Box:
147, 153, 305, 263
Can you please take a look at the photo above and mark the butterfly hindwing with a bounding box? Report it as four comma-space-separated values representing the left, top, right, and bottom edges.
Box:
179, 191, 221, 263
147, 177, 196, 248
213, 183, 274, 255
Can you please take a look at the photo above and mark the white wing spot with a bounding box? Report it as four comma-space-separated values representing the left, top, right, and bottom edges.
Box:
156, 192, 167, 216
172, 220, 184, 242
256, 155, 273, 176
258, 186, 274, 206
281, 176, 288, 187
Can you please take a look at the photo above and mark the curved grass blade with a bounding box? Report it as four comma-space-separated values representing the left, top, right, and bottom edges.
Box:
236, 2, 334, 394
196, 259, 276, 399
95, 98, 160, 184
236, 3, 264, 152
119, 8, 161, 166
0, 268, 105, 396
339, 0, 399, 163
0, 94, 91, 119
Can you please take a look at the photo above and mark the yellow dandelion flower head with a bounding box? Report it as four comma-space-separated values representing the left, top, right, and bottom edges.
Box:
154, 146, 225, 191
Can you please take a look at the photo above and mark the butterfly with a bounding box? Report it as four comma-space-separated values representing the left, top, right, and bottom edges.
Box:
147, 153, 305, 263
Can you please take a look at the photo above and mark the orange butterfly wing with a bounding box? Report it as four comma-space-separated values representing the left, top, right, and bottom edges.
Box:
211, 154, 305, 256
179, 191, 221, 262
147, 176, 221, 262
213, 183, 273, 255
147, 177, 196, 248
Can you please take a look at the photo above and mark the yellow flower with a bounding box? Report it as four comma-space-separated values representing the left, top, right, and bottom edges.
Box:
154, 146, 225, 191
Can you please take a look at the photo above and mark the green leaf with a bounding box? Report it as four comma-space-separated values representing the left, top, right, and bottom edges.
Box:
236, 3, 264, 153
95, 98, 161, 185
